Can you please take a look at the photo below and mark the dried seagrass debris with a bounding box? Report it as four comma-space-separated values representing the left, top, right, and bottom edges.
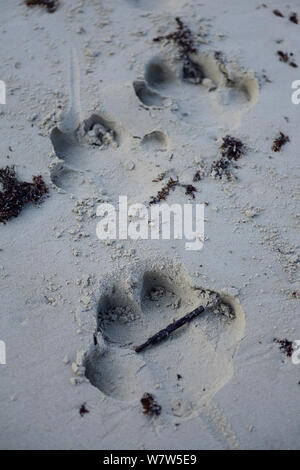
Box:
273, 8, 299, 24
277, 50, 298, 68
152, 172, 167, 183
210, 135, 246, 180
25, 0, 59, 13
150, 175, 199, 204
277, 51, 289, 63
153, 17, 203, 84
0, 166, 48, 223
272, 132, 290, 152
289, 12, 299, 24
220, 135, 245, 161
274, 338, 294, 357
79, 403, 90, 417
149, 176, 179, 205
141, 393, 162, 416
273, 9, 284, 18
182, 184, 197, 199
153, 17, 197, 55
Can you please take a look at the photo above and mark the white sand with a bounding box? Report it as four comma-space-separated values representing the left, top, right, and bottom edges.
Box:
0, 0, 299, 450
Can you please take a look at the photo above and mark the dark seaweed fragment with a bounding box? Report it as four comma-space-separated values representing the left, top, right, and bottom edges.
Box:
274, 338, 294, 357
0, 166, 48, 223
25, 0, 59, 13
141, 393, 161, 416
272, 132, 290, 152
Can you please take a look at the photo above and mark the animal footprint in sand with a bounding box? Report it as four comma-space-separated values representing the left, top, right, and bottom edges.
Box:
134, 52, 259, 129
49, 113, 126, 197
50, 110, 171, 201
48, 49, 159, 199
84, 261, 245, 418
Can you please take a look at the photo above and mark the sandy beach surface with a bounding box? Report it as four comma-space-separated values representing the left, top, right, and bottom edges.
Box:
0, 0, 299, 450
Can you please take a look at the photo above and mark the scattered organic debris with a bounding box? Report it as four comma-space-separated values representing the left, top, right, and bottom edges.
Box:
220, 135, 245, 160
272, 132, 290, 152
141, 393, 162, 416
289, 60, 298, 68
152, 172, 167, 183
79, 403, 90, 417
0, 166, 48, 223
182, 184, 197, 199
274, 338, 294, 357
210, 135, 246, 180
153, 17, 203, 84
150, 175, 198, 203
277, 50, 289, 63
193, 171, 202, 182
277, 51, 298, 68
149, 176, 179, 205
272, 8, 299, 24
289, 12, 299, 24
135, 305, 205, 353
273, 9, 284, 18
153, 17, 197, 55
25, 0, 59, 13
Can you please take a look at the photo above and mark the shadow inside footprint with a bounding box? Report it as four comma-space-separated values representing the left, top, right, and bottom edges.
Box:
143, 53, 259, 128
133, 80, 169, 107
97, 285, 142, 346
141, 130, 168, 152
50, 114, 119, 171
50, 163, 98, 197
145, 56, 176, 90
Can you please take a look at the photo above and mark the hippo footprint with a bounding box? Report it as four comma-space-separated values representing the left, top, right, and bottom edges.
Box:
48, 49, 161, 200
84, 260, 245, 418
134, 52, 259, 129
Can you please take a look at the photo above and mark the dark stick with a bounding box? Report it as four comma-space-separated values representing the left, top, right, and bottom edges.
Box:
135, 305, 205, 353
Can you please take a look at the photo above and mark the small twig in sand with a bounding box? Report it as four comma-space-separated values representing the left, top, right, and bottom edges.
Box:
135, 305, 205, 353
